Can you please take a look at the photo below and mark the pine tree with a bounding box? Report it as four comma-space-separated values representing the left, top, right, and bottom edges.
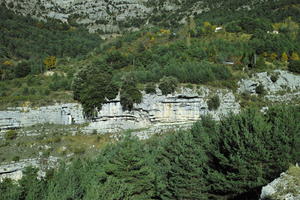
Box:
0, 179, 21, 200
46, 160, 87, 200
96, 135, 156, 200
264, 105, 300, 178
203, 109, 271, 196
155, 131, 209, 200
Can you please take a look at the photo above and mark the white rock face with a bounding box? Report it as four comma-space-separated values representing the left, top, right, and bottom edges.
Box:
85, 87, 240, 133
1, 0, 157, 32
1, 0, 218, 33
0, 157, 59, 182
1, 70, 299, 134
238, 70, 300, 102
0, 87, 240, 134
0, 103, 86, 130
260, 167, 300, 200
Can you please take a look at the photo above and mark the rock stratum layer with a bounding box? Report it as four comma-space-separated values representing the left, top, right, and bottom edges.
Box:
1, 70, 300, 134
0, 87, 240, 133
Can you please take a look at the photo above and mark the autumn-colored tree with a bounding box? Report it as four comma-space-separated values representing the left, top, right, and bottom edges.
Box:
3, 60, 13, 66
44, 56, 57, 70
262, 52, 268, 57
269, 53, 278, 61
159, 29, 171, 35
281, 52, 288, 62
291, 52, 300, 61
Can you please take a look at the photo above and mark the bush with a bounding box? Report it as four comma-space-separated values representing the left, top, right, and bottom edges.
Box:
145, 83, 156, 94
288, 60, 300, 73
5, 130, 18, 140
12, 156, 20, 162
270, 73, 279, 83
255, 84, 266, 95
14, 61, 31, 78
207, 95, 220, 111
158, 76, 178, 95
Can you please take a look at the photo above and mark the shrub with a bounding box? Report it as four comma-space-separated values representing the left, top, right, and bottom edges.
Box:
12, 156, 20, 162
207, 95, 220, 111
158, 76, 178, 95
288, 60, 300, 73
14, 61, 31, 78
270, 73, 279, 83
255, 84, 266, 95
5, 130, 18, 140
72, 146, 86, 155
145, 83, 156, 94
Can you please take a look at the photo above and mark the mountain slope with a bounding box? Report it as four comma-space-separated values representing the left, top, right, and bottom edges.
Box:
2, 0, 299, 33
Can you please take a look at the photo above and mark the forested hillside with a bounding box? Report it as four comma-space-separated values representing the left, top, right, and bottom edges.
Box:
0, 1, 300, 199
1, 1, 300, 110
1, 105, 299, 199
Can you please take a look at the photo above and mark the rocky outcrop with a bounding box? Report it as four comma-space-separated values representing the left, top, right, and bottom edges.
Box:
238, 70, 300, 102
85, 87, 240, 133
0, 87, 240, 134
1, 70, 299, 134
0, 103, 86, 130
260, 165, 300, 200
0, 157, 59, 182
1, 0, 258, 33
1, 0, 179, 33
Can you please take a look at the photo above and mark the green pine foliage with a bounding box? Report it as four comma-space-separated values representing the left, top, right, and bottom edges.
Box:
0, 6, 101, 60
90, 135, 156, 200
155, 131, 209, 200
158, 76, 178, 95
1, 105, 298, 199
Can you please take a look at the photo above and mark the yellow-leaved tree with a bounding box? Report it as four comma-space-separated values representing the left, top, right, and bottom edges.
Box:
281, 52, 288, 62
291, 52, 300, 61
3, 60, 13, 66
270, 53, 278, 61
44, 56, 57, 70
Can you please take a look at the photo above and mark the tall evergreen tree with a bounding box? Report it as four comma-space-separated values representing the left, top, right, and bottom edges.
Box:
194, 110, 271, 196
155, 131, 209, 200
91, 135, 156, 200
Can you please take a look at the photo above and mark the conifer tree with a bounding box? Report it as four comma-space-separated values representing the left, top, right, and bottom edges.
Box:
264, 105, 300, 178
95, 135, 156, 200
200, 109, 271, 196
155, 131, 209, 200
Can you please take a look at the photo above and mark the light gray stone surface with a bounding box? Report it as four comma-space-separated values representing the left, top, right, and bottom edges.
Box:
1, 0, 214, 33
0, 87, 240, 134
0, 157, 59, 182
0, 103, 86, 130
84, 87, 240, 133
238, 70, 300, 95
260, 167, 300, 200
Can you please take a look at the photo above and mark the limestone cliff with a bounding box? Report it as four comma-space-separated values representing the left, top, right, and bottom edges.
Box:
0, 86, 240, 134
1, 70, 300, 135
